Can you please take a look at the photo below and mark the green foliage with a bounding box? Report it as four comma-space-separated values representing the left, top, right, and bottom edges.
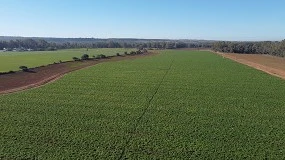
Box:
1, 50, 285, 159
81, 54, 89, 60
96, 54, 107, 59
0, 48, 136, 72
0, 37, 213, 51
8, 70, 15, 73
19, 66, 28, 71
212, 40, 285, 57
46, 47, 57, 51
128, 50, 143, 55
72, 57, 80, 61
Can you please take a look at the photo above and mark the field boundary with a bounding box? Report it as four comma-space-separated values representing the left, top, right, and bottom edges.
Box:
0, 74, 64, 95
176, 48, 285, 80
0, 52, 159, 95
208, 50, 285, 80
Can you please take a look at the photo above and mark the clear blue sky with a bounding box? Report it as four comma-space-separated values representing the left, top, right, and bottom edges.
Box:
0, 0, 284, 41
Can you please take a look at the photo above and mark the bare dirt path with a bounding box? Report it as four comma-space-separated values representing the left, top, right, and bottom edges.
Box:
0, 52, 158, 95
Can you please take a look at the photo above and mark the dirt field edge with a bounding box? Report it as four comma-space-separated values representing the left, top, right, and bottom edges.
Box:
0, 52, 159, 95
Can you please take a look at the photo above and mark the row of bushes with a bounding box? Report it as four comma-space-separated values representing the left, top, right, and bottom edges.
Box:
124, 49, 147, 56
2, 49, 148, 74
72, 49, 147, 61
72, 53, 107, 61
0, 70, 15, 75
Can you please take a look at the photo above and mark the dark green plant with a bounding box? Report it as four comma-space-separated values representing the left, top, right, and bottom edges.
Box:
72, 57, 80, 61
96, 54, 107, 59
81, 54, 89, 60
19, 66, 29, 72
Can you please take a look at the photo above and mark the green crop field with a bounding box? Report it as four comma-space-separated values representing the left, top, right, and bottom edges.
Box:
1, 50, 285, 159
0, 48, 135, 72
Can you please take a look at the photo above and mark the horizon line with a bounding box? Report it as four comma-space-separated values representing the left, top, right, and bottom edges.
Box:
0, 35, 283, 42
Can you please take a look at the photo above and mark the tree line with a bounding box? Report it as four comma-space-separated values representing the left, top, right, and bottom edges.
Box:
212, 40, 285, 57
0, 38, 212, 51
2, 37, 285, 57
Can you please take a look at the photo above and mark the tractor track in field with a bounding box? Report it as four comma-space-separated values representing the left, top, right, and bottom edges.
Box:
118, 58, 175, 160
0, 52, 159, 95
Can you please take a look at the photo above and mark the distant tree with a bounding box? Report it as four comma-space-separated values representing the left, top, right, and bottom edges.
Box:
108, 41, 115, 48
46, 47, 56, 51
166, 42, 175, 49
279, 40, 285, 57
142, 49, 148, 53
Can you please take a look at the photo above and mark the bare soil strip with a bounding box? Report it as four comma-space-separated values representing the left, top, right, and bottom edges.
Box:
0, 52, 158, 95
210, 50, 285, 80
177, 49, 285, 80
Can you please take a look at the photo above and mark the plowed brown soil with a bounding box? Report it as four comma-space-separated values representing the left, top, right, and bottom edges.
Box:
214, 51, 285, 80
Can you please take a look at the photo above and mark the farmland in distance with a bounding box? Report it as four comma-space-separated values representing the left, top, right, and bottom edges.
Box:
0, 48, 135, 72
1, 50, 285, 159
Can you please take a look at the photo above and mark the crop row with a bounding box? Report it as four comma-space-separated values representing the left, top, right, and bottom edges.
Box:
1, 50, 285, 159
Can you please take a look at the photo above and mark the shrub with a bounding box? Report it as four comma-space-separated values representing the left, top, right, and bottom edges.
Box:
81, 54, 89, 60
101, 54, 107, 58
72, 57, 80, 61
8, 70, 15, 73
124, 51, 128, 55
116, 53, 120, 56
136, 50, 142, 54
96, 54, 107, 59
19, 66, 29, 72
